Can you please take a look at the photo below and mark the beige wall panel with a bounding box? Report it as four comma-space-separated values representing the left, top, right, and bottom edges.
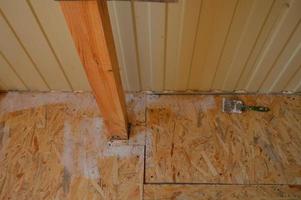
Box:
133, 2, 166, 91
0, 79, 6, 91
175, 0, 202, 91
245, 0, 301, 92
189, 0, 237, 91
0, 53, 26, 90
0, 0, 71, 90
0, 14, 48, 91
149, 3, 166, 91
272, 49, 301, 92
165, 0, 202, 91
223, 0, 276, 91
1, 0, 300, 93
117, 0, 301, 93
285, 65, 301, 91
212, 0, 254, 90
108, 1, 141, 91
133, 2, 152, 90
164, 0, 183, 90
29, 0, 90, 91
261, 22, 301, 92
236, 0, 290, 90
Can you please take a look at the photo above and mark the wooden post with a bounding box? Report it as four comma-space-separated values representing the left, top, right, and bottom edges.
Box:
60, 0, 128, 140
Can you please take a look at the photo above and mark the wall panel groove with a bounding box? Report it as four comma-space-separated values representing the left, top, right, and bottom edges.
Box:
26, 0, 73, 90
108, 0, 301, 93
1, 0, 300, 93
0, 10, 49, 91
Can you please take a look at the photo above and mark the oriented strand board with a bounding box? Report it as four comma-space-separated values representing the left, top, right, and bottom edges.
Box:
144, 184, 301, 200
0, 92, 144, 200
126, 92, 146, 125
145, 95, 301, 184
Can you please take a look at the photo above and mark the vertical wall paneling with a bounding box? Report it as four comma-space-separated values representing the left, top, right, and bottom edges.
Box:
245, 0, 301, 92
189, 0, 238, 91
0, 0, 71, 90
29, 0, 90, 91
164, 0, 184, 90
224, 0, 274, 91
108, 1, 140, 91
0, 53, 26, 90
149, 3, 166, 91
285, 65, 301, 91
133, 2, 166, 91
1, 0, 301, 93
133, 2, 152, 90
0, 14, 48, 91
0, 79, 6, 91
236, 0, 291, 90
260, 21, 301, 92
212, 0, 254, 90
176, 0, 203, 91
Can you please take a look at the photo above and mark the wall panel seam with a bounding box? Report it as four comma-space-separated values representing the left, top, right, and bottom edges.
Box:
26, 0, 73, 91
284, 64, 301, 90
258, 19, 301, 91
186, 0, 203, 89
163, 3, 168, 89
0, 8, 50, 90
211, 0, 240, 89
130, 0, 142, 90
148, 3, 153, 88
235, 0, 276, 90
0, 51, 28, 89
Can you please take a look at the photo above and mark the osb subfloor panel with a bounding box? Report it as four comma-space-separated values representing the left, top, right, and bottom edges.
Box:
144, 184, 301, 200
145, 95, 301, 184
0, 92, 144, 200
0, 92, 300, 199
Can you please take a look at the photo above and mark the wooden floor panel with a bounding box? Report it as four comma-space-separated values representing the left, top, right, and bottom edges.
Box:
145, 95, 301, 184
0, 92, 144, 200
0, 92, 300, 199
144, 184, 301, 200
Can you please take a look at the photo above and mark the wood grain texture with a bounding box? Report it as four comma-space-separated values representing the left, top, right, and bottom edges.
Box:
60, 0, 128, 139
144, 184, 301, 200
145, 95, 301, 184
0, 92, 301, 199
0, 92, 144, 200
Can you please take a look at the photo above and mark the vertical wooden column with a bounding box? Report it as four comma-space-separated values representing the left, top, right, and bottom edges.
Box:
60, 0, 128, 140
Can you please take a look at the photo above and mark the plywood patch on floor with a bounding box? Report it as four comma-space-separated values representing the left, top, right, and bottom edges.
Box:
144, 184, 301, 200
145, 95, 301, 184
0, 92, 144, 200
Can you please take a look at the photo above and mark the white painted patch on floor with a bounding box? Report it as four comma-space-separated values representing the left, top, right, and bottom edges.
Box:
200, 96, 216, 112
0, 92, 97, 116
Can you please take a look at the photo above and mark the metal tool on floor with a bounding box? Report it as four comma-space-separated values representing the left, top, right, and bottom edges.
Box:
222, 98, 270, 113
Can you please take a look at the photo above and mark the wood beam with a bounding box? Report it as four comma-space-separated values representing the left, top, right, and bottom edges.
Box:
60, 0, 128, 140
